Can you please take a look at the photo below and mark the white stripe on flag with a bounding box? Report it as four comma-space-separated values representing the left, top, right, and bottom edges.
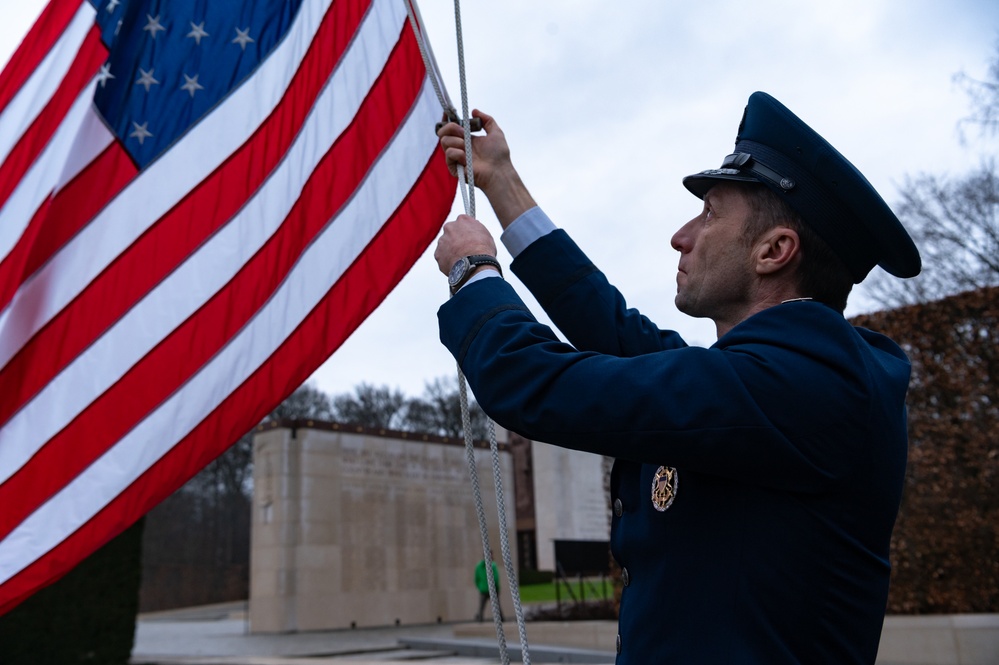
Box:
0, 77, 442, 586
0, 0, 407, 485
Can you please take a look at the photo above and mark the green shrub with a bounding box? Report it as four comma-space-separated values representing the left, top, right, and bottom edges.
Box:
517, 568, 554, 585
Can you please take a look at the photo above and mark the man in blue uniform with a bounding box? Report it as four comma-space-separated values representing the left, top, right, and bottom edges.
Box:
434, 92, 920, 664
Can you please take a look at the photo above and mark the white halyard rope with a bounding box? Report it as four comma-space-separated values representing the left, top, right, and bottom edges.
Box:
404, 2, 532, 663
449, 0, 476, 219
456, 367, 510, 664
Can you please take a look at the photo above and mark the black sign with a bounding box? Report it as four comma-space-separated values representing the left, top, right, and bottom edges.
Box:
553, 540, 610, 576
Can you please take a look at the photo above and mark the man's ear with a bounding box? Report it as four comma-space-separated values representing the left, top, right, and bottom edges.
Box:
753, 226, 801, 275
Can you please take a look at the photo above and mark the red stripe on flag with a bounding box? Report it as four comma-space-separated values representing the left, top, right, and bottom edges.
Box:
0, 27, 106, 213
0, 0, 87, 115
0, 147, 455, 617
0, 0, 370, 428
0, 197, 51, 312
0, 23, 426, 540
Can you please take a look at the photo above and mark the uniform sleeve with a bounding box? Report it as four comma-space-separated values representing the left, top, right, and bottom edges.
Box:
438, 278, 876, 492
511, 229, 686, 356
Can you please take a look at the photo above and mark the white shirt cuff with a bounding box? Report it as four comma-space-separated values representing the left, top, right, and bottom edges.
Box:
500, 206, 557, 258
457, 267, 501, 292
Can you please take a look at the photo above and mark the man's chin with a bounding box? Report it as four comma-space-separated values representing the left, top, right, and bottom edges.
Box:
674, 292, 689, 312
675, 297, 694, 317
675, 296, 710, 320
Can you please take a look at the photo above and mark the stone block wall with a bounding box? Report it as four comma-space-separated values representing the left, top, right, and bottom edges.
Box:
249, 422, 516, 632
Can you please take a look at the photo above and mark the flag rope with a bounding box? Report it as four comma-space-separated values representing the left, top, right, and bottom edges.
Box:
404, 2, 531, 663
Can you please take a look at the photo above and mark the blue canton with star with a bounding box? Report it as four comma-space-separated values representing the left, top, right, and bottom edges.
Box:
90, 0, 305, 168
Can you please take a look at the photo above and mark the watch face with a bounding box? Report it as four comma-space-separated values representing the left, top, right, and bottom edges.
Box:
448, 257, 470, 288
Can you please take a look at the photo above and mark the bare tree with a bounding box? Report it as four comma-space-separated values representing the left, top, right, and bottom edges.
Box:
268, 382, 334, 421
955, 39, 999, 143
866, 44, 999, 308
330, 382, 408, 429
404, 375, 490, 440
865, 165, 999, 307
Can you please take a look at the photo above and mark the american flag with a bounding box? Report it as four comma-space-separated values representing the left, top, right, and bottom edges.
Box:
0, 0, 454, 614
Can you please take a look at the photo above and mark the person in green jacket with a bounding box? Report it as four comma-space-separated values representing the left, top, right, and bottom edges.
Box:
474, 551, 504, 622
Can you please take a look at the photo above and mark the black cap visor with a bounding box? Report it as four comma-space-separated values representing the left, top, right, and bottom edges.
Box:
682, 168, 759, 199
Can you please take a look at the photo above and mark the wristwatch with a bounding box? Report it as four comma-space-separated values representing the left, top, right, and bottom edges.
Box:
448, 254, 502, 294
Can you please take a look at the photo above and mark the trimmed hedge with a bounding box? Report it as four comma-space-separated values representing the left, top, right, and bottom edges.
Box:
852, 287, 998, 613
0, 519, 144, 665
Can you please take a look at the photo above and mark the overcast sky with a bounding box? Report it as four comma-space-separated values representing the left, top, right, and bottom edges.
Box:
3, 0, 998, 400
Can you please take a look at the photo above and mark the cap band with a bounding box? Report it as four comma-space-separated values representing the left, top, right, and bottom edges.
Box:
721, 153, 796, 192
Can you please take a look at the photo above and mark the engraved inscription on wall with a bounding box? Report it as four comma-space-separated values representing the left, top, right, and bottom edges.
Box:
340, 441, 469, 487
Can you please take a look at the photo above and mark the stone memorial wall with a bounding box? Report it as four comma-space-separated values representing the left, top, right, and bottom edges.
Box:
249, 421, 516, 633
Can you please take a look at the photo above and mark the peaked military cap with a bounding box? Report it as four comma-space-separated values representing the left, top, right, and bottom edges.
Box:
683, 91, 921, 283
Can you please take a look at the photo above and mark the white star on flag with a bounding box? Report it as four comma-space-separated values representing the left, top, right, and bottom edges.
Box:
181, 73, 204, 98
232, 27, 255, 50
129, 121, 153, 144
143, 14, 166, 39
187, 22, 209, 45
135, 68, 159, 92
96, 63, 115, 88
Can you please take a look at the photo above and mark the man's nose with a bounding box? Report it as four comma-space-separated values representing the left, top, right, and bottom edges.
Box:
671, 217, 697, 252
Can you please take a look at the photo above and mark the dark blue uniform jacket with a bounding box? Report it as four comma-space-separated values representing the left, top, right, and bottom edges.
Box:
438, 230, 910, 664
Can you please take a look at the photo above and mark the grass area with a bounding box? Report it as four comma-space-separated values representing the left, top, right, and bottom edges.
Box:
517, 578, 614, 603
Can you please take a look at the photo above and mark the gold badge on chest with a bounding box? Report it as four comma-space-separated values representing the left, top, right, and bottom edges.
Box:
651, 465, 679, 512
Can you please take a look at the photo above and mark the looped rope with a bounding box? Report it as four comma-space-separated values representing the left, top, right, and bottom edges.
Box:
404, 2, 531, 663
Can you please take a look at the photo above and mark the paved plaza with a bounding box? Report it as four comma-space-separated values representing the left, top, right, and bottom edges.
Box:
131, 602, 999, 665
131, 601, 616, 665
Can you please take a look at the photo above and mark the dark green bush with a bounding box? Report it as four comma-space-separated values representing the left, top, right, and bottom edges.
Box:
0, 519, 144, 665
